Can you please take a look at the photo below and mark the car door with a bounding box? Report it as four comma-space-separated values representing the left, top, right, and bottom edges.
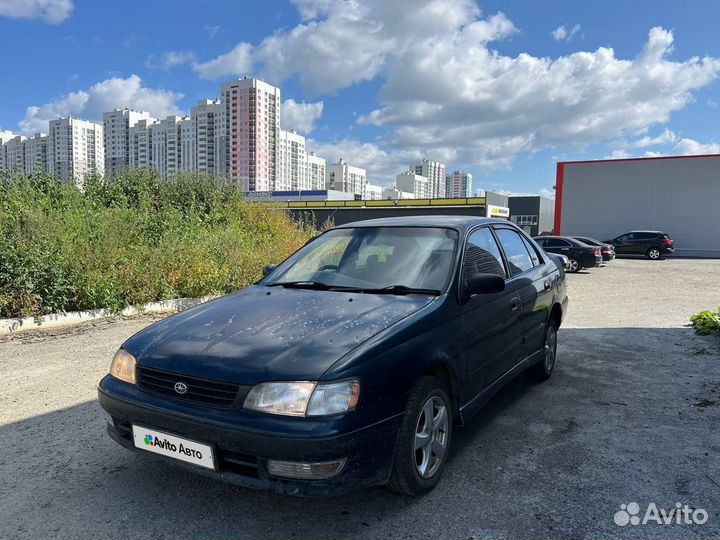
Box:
614, 233, 634, 254
459, 227, 522, 396
495, 227, 550, 362
543, 237, 572, 256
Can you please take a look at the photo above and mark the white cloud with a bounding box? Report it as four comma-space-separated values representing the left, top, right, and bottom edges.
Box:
674, 137, 720, 155
195, 2, 719, 176
0, 0, 73, 24
192, 42, 253, 80
629, 128, 677, 148
19, 75, 183, 134
203, 24, 220, 39
281, 99, 324, 134
160, 50, 197, 70
306, 138, 423, 186
552, 23, 582, 42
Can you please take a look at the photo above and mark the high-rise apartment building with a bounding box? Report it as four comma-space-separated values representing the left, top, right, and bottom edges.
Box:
47, 117, 104, 184
326, 159, 367, 198
396, 171, 429, 199
24, 133, 48, 174
129, 118, 154, 169
307, 152, 326, 190
277, 129, 307, 191
149, 116, 190, 179
446, 170, 473, 198
2, 135, 26, 171
220, 77, 281, 191
413, 158, 446, 198
191, 99, 222, 174
104, 109, 156, 177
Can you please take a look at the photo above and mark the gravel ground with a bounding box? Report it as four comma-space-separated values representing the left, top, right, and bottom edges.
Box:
0, 258, 719, 539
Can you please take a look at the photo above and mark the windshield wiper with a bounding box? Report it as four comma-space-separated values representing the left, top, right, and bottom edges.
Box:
359, 285, 442, 296
266, 281, 360, 291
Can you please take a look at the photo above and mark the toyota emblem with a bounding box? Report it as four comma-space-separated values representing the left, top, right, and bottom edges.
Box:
174, 382, 188, 394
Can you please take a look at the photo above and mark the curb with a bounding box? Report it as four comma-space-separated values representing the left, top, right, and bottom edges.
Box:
0, 296, 215, 336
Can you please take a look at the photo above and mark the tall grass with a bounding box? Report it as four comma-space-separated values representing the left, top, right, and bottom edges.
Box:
0, 169, 314, 318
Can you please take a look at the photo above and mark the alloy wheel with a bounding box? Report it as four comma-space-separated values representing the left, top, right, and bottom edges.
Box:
568, 258, 580, 272
544, 324, 557, 371
414, 396, 449, 479
648, 249, 661, 260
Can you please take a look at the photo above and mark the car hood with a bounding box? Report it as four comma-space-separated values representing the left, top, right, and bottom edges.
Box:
123, 285, 433, 384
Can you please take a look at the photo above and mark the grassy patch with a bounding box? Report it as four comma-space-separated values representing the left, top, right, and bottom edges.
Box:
0, 170, 314, 318
690, 308, 720, 336
692, 347, 713, 356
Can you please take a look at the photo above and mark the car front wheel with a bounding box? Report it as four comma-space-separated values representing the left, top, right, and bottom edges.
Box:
387, 376, 452, 496
646, 248, 661, 260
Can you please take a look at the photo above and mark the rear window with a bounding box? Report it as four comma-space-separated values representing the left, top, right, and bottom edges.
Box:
634, 232, 661, 239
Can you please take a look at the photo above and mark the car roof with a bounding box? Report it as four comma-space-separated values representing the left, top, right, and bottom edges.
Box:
532, 235, 573, 240
336, 215, 509, 233
628, 230, 664, 233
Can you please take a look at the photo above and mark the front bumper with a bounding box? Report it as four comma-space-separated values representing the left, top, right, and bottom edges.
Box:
98, 376, 401, 497
601, 252, 615, 262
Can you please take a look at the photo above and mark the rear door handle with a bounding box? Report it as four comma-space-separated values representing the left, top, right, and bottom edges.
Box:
510, 298, 520, 312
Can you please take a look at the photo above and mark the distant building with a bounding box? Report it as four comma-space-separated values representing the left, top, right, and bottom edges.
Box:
149, 116, 190, 179
190, 99, 222, 174
24, 133, 48, 175
396, 171, 429, 199
413, 158, 446, 198
326, 158, 367, 198
277, 129, 307, 191
2, 135, 26, 171
364, 183, 383, 200
307, 152, 326, 191
103, 109, 156, 177
220, 77, 281, 191
509, 195, 554, 235
47, 117, 104, 184
129, 118, 155, 169
382, 186, 415, 200
446, 170, 473, 198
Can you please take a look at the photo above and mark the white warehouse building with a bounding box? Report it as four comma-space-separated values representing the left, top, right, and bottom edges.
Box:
555, 154, 720, 258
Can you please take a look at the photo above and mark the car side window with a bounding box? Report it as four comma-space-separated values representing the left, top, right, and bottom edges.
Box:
495, 229, 534, 277
463, 228, 507, 279
521, 235, 542, 266
545, 238, 570, 247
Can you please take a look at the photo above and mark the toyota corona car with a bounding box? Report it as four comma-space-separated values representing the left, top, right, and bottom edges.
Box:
98, 216, 568, 497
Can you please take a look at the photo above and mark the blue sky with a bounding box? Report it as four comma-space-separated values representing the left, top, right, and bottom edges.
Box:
2, 0, 720, 196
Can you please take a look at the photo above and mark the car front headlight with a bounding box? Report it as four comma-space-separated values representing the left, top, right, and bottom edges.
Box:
109, 349, 137, 384
244, 380, 360, 417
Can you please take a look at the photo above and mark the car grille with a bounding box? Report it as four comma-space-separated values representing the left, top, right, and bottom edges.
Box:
137, 366, 243, 407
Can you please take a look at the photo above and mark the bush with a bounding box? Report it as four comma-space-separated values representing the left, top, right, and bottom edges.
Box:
0, 170, 314, 318
690, 308, 720, 336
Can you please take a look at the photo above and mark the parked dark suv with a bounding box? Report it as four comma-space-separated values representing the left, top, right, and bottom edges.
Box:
604, 231, 674, 260
98, 217, 568, 497
533, 236, 602, 273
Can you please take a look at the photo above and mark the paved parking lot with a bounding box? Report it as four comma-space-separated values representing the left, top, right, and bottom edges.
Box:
1, 258, 719, 539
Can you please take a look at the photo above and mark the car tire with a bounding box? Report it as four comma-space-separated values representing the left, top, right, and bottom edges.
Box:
531, 319, 558, 380
646, 247, 661, 260
567, 257, 581, 273
386, 376, 452, 496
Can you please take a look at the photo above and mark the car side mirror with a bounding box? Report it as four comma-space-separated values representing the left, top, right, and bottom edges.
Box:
262, 264, 277, 276
465, 273, 505, 297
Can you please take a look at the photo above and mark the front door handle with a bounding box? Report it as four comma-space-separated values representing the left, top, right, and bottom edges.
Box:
510, 298, 520, 312
543, 280, 551, 291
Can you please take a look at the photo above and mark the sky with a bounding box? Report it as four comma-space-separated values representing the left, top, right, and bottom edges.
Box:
2, 0, 720, 197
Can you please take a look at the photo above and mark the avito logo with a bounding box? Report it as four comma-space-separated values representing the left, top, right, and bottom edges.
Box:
614, 502, 708, 526
143, 434, 154, 446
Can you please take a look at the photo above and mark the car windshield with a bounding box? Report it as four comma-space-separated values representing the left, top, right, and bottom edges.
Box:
264, 227, 458, 293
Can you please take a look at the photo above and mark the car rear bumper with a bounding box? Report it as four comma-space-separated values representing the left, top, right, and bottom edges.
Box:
98, 376, 401, 497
